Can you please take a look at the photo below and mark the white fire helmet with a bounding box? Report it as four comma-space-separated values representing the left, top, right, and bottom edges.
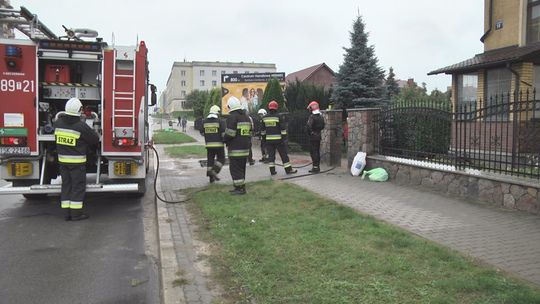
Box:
65, 98, 83, 116
209, 105, 221, 114
257, 109, 267, 116
227, 96, 242, 112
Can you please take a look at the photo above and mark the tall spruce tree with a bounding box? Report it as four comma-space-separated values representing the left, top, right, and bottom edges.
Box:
384, 67, 400, 100
332, 15, 385, 108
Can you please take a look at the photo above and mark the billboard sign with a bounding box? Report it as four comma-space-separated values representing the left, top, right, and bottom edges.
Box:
221, 72, 285, 114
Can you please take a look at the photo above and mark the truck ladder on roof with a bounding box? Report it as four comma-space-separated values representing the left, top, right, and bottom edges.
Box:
0, 6, 57, 40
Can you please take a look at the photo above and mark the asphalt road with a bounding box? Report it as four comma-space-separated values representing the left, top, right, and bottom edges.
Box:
0, 177, 160, 304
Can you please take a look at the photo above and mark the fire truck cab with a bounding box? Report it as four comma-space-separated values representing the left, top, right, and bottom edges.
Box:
0, 6, 156, 198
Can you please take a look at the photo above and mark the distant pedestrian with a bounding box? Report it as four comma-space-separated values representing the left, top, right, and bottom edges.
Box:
223, 96, 251, 195
200, 106, 225, 183
261, 101, 296, 175
177, 116, 181, 127
306, 101, 325, 173
181, 116, 187, 132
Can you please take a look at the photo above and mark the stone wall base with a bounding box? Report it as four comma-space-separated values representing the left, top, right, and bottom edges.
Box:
367, 155, 540, 215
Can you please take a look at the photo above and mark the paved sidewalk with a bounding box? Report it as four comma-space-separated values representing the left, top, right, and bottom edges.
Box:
154, 118, 540, 304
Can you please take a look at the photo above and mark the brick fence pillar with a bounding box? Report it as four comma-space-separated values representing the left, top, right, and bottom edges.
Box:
347, 108, 381, 168
320, 110, 343, 167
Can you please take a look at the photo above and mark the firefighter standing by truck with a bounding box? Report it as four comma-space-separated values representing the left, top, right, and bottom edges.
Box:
201, 105, 226, 183
306, 101, 325, 173
262, 101, 297, 176
223, 96, 251, 195
54, 98, 100, 221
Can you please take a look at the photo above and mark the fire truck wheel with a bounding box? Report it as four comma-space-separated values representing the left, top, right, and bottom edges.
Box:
129, 178, 146, 198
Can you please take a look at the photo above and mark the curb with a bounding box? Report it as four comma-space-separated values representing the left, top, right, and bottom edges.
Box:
155, 155, 185, 304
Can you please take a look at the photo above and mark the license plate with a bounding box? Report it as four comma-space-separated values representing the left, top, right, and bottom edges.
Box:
0, 146, 31, 155
114, 161, 137, 176
7, 161, 33, 177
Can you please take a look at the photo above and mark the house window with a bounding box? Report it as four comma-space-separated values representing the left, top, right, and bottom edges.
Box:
221, 70, 226, 74
181, 70, 186, 76
200, 80, 205, 86
212, 70, 217, 76
233, 70, 238, 74
181, 90, 186, 98
244, 71, 249, 74
181, 80, 186, 87
457, 74, 478, 117
485, 68, 512, 120
212, 80, 217, 87
527, 0, 540, 44
200, 70, 205, 76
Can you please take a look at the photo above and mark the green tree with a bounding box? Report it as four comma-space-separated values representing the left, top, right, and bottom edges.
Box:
261, 78, 287, 111
384, 67, 400, 100
332, 15, 385, 109
284, 80, 331, 113
203, 88, 222, 116
185, 90, 210, 118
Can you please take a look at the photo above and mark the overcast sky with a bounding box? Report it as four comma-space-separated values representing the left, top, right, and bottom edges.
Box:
10, 0, 484, 93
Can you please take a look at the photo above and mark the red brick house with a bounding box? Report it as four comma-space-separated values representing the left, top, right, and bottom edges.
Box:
286, 63, 336, 90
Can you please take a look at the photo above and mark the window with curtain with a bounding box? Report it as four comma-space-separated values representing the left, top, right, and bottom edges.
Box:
485, 68, 512, 120
527, 0, 540, 44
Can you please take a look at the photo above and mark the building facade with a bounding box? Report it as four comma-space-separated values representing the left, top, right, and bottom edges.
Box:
163, 61, 276, 113
285, 63, 336, 90
430, 0, 540, 111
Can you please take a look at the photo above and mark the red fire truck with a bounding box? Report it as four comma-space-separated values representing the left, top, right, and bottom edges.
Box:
0, 7, 156, 198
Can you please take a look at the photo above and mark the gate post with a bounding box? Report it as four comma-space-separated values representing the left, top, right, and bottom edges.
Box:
347, 108, 381, 168
320, 110, 343, 167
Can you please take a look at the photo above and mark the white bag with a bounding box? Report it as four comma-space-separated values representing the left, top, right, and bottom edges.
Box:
350, 152, 367, 176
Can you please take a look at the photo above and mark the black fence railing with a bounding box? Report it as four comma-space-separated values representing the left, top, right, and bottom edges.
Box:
376, 93, 540, 180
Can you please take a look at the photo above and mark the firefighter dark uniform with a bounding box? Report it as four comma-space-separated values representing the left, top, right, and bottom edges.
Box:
223, 97, 251, 195
306, 101, 325, 173
54, 98, 100, 221
262, 101, 297, 175
201, 106, 226, 183
256, 109, 268, 162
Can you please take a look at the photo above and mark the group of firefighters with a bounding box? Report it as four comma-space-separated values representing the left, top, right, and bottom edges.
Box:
50, 96, 326, 221
201, 97, 325, 195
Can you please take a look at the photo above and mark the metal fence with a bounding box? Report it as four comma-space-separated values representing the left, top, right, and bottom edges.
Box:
376, 93, 540, 180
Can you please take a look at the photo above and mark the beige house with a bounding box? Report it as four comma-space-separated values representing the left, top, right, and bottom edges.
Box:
163, 61, 276, 113
429, 0, 540, 111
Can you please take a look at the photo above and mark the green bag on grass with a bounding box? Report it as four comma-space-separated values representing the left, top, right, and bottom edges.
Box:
361, 168, 388, 182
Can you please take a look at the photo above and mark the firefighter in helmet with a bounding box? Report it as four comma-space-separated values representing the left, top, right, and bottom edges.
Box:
54, 98, 100, 221
261, 100, 297, 175
201, 105, 226, 183
306, 101, 325, 173
223, 96, 251, 195
257, 108, 268, 162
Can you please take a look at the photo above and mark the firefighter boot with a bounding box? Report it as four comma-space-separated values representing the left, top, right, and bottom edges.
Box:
230, 185, 246, 195
285, 166, 297, 175
71, 210, 89, 221
208, 170, 220, 182
269, 167, 277, 176
309, 166, 320, 174
64, 209, 72, 221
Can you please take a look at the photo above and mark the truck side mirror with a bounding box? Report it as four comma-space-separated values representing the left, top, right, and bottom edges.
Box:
149, 84, 157, 106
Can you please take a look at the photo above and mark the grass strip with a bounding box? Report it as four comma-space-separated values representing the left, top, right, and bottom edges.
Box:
190, 181, 540, 304
153, 130, 196, 144
165, 145, 206, 158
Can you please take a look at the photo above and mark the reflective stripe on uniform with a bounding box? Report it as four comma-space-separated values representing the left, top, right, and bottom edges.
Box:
203, 122, 220, 128
233, 179, 245, 186
260, 131, 266, 135
54, 128, 81, 138
225, 128, 236, 137
58, 154, 86, 164
263, 117, 279, 124
281, 130, 287, 135
283, 162, 292, 168
228, 149, 249, 157
69, 201, 83, 210
206, 142, 224, 147
61, 200, 70, 209
266, 134, 281, 141
269, 162, 275, 168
